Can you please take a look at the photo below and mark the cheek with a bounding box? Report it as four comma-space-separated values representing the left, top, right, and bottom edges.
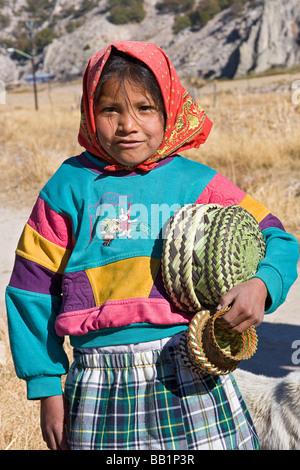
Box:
148, 119, 165, 143
96, 118, 113, 144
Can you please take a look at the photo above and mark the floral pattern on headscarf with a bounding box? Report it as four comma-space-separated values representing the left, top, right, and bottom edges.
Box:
78, 41, 213, 171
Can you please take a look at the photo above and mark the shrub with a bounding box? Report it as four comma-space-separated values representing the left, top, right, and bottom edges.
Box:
108, 0, 146, 24
0, 13, 10, 29
128, 0, 146, 22
13, 28, 32, 59
34, 27, 58, 53
109, 5, 131, 24
24, 0, 55, 25
187, 0, 254, 28
66, 19, 84, 33
190, 0, 221, 26
172, 14, 191, 34
156, 0, 195, 14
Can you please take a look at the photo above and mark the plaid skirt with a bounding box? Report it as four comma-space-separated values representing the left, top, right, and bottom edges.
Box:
64, 333, 259, 450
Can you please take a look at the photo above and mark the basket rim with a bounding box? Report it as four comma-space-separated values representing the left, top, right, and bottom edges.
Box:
186, 307, 258, 375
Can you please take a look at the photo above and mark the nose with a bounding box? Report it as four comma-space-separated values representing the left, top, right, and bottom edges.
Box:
117, 111, 138, 134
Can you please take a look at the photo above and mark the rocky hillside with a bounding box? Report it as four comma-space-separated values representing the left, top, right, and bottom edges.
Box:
1, 0, 300, 84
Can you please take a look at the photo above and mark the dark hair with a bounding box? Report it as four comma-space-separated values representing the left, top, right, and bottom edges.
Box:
94, 48, 166, 124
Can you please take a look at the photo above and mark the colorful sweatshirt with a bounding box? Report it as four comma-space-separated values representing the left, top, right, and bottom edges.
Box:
6, 152, 299, 399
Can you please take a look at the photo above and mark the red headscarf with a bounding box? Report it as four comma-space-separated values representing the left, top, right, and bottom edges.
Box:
78, 41, 212, 171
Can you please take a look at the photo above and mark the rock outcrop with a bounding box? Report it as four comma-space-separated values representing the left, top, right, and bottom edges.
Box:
168, 0, 300, 79
1, 0, 300, 83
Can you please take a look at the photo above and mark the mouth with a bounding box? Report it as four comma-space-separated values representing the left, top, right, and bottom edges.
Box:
116, 140, 143, 149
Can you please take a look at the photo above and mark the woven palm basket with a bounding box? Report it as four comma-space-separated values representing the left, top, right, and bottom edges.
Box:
162, 203, 266, 375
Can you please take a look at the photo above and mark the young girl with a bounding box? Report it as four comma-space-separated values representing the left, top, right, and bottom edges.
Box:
6, 41, 299, 451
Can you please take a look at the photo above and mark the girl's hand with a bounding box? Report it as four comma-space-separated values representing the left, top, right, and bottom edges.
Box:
40, 395, 70, 450
217, 278, 268, 334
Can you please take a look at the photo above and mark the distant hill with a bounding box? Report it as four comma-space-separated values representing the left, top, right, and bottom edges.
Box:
1, 0, 300, 84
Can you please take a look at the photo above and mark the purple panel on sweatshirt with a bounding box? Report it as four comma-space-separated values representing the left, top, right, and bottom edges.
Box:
259, 213, 285, 232
61, 271, 95, 312
9, 254, 62, 295
149, 266, 168, 300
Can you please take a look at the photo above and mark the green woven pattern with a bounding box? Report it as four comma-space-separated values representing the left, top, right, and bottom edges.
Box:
162, 203, 266, 312
162, 203, 220, 313
162, 203, 265, 375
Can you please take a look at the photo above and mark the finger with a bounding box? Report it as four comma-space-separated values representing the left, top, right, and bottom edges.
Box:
221, 305, 245, 329
43, 426, 69, 450
44, 435, 60, 451
217, 287, 239, 311
224, 316, 255, 334
41, 428, 56, 450
59, 429, 70, 450
222, 303, 262, 333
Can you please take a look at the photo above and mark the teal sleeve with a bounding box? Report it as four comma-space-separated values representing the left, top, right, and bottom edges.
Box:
5, 286, 69, 399
252, 227, 299, 314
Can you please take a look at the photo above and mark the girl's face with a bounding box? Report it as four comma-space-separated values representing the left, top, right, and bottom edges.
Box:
95, 77, 165, 167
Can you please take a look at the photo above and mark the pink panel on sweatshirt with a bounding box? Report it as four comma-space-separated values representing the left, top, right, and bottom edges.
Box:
28, 197, 73, 249
55, 298, 191, 337
196, 173, 246, 206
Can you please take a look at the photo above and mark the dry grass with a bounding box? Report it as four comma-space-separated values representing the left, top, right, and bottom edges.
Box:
0, 73, 300, 450
0, 313, 72, 450
0, 314, 47, 450
0, 81, 82, 209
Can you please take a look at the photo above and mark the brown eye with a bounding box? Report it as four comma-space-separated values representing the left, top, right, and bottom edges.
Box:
139, 105, 155, 112
102, 107, 117, 114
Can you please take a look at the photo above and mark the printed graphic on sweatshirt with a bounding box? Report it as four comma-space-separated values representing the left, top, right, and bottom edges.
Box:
89, 192, 181, 245
89, 192, 151, 246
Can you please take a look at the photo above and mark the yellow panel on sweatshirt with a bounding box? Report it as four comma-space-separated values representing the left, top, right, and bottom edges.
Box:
86, 257, 161, 305
16, 223, 71, 274
239, 194, 270, 223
